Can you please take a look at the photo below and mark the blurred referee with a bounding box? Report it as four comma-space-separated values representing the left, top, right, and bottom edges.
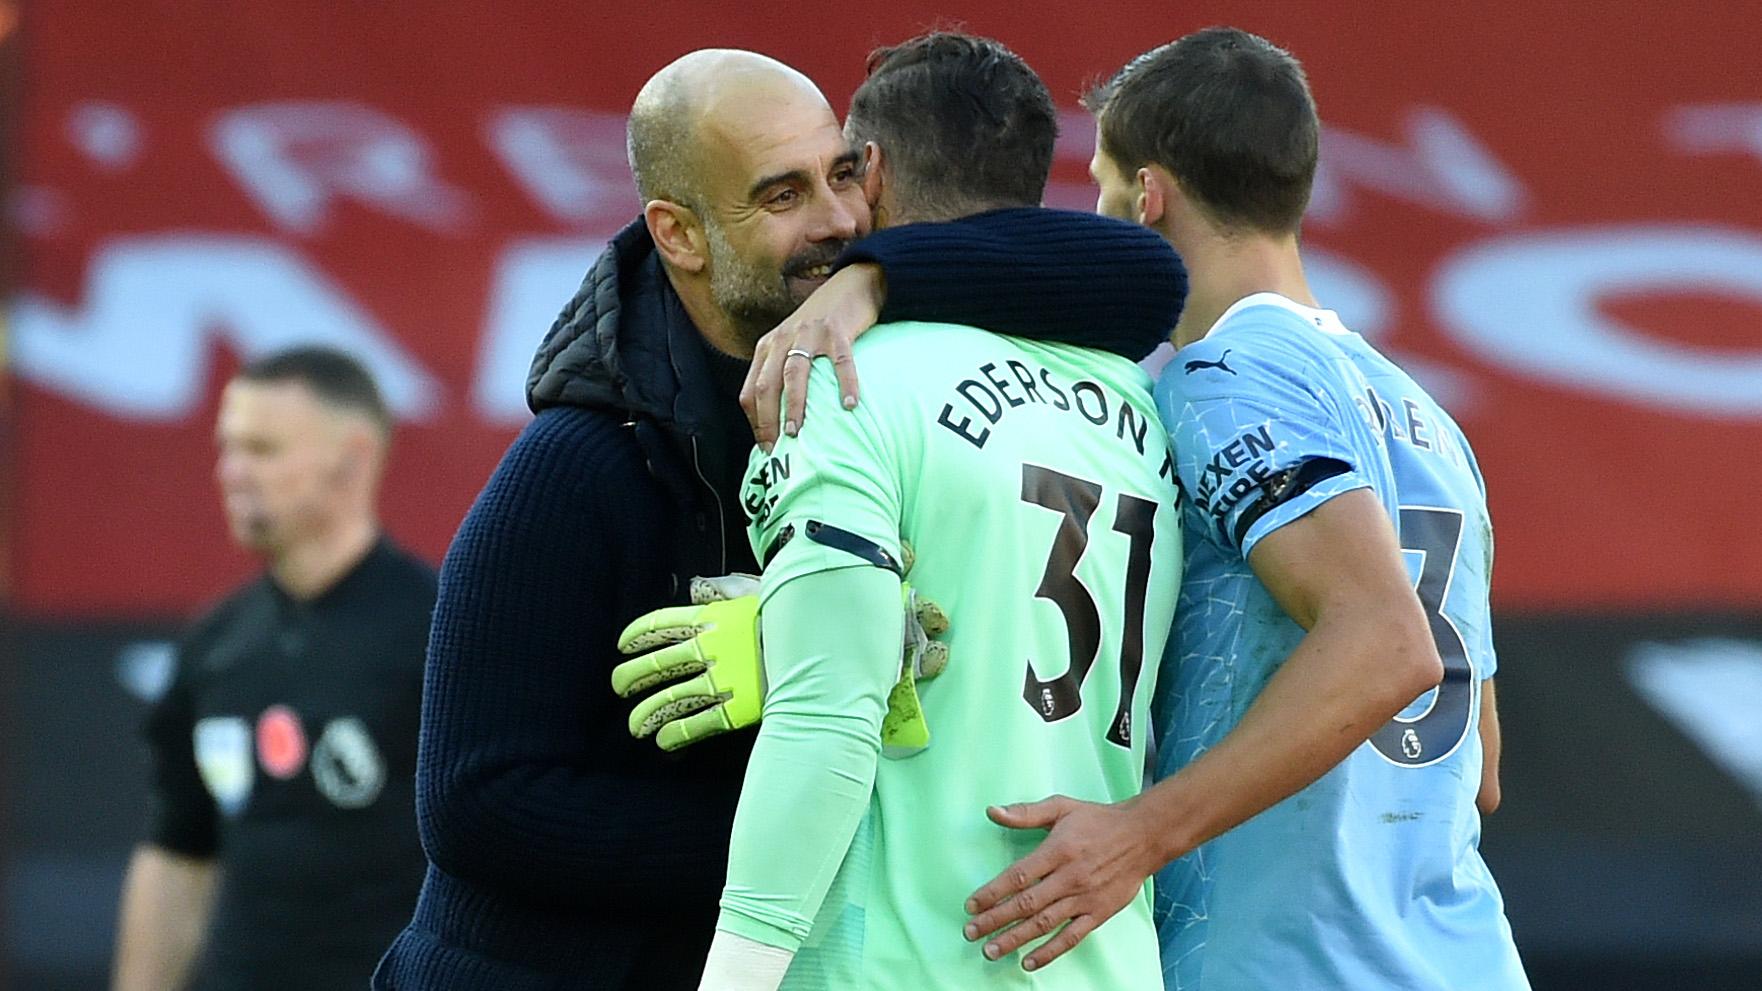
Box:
112, 347, 435, 990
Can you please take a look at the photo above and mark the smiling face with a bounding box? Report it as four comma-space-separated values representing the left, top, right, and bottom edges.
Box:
692, 80, 870, 341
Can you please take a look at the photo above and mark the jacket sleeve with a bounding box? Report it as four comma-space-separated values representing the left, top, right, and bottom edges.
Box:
413, 408, 739, 915
836, 207, 1187, 361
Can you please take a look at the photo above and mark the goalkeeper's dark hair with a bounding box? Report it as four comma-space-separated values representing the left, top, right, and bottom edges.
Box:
846, 31, 1056, 221
237, 345, 392, 435
1084, 27, 1318, 234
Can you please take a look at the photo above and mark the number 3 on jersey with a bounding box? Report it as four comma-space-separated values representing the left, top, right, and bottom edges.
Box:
1018, 464, 1161, 749
1370, 506, 1477, 768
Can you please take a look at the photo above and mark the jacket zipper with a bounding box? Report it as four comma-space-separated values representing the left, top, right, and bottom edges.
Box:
688, 435, 728, 574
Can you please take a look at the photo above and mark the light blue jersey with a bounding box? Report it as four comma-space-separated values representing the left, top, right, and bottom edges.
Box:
1150, 293, 1527, 991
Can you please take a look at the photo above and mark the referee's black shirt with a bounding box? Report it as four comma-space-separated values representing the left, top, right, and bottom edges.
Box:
143, 537, 436, 990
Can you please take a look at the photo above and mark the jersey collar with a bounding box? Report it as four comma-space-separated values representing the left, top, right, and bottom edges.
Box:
1203, 291, 1348, 339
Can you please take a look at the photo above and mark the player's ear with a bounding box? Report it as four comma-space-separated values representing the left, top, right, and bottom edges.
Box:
334, 425, 378, 488
860, 141, 886, 217
328, 446, 361, 489
645, 199, 707, 273
1135, 167, 1166, 227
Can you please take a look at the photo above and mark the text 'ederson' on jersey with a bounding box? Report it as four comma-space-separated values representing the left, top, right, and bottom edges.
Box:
1153, 292, 1527, 991
726, 321, 1184, 989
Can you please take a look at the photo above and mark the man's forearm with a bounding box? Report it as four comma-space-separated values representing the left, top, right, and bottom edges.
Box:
708, 565, 899, 981
112, 845, 218, 991
1138, 606, 1440, 864
1138, 488, 1447, 863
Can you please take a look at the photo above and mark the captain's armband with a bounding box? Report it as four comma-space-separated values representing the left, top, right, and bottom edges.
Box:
1229, 457, 1351, 547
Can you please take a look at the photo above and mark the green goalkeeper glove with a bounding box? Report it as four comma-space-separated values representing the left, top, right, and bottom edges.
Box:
613, 572, 949, 753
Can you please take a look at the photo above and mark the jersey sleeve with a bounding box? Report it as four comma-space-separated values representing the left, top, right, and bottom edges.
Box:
1463, 435, 1499, 680
741, 360, 905, 597
714, 564, 901, 954
142, 646, 220, 857
1166, 327, 1373, 560
720, 359, 908, 954
835, 207, 1186, 361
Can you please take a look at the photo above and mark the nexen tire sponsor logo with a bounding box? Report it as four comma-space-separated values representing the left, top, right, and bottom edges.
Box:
1193, 425, 1280, 519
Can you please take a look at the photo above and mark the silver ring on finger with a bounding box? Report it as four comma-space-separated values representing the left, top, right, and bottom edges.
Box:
785, 348, 813, 361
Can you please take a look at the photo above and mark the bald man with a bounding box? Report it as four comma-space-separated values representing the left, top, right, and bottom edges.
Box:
374, 50, 1183, 990
624, 50, 865, 352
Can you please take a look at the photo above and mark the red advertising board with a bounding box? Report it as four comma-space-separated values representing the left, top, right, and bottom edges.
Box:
7, 1, 1762, 617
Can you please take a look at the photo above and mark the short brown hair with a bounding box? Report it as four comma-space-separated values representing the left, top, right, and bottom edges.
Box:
237, 346, 391, 435
1085, 28, 1318, 234
846, 31, 1056, 220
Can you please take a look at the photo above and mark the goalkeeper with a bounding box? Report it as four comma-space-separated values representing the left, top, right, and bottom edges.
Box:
696, 34, 1184, 990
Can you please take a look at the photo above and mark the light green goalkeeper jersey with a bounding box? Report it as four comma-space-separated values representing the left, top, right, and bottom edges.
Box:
718, 321, 1183, 990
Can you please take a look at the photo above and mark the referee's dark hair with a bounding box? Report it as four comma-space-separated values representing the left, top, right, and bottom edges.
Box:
237, 346, 392, 436
846, 31, 1056, 221
1085, 27, 1319, 234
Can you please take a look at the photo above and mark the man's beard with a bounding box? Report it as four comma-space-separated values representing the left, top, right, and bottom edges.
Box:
227, 507, 283, 555
704, 219, 846, 346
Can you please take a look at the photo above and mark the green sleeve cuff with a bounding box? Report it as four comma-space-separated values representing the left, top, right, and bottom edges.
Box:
715, 905, 806, 954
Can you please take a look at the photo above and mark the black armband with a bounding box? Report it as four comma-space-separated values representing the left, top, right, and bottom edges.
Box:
1229, 457, 1352, 548
762, 520, 903, 575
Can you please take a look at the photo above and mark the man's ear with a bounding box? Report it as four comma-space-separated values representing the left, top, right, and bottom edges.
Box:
325, 431, 361, 490
861, 141, 887, 222
645, 199, 707, 273
1135, 166, 1167, 227
335, 425, 383, 489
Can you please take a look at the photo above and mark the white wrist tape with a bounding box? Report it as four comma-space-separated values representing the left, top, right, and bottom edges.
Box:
697, 929, 795, 991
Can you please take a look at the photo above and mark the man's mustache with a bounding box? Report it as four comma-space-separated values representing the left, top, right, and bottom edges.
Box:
782, 243, 848, 278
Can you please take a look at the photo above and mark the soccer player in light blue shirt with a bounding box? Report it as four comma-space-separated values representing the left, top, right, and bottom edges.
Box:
1145, 291, 1522, 990
963, 28, 1529, 990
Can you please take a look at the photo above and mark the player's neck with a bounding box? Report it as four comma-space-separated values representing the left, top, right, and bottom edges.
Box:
667, 270, 758, 360
271, 516, 379, 601
1172, 233, 1316, 349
